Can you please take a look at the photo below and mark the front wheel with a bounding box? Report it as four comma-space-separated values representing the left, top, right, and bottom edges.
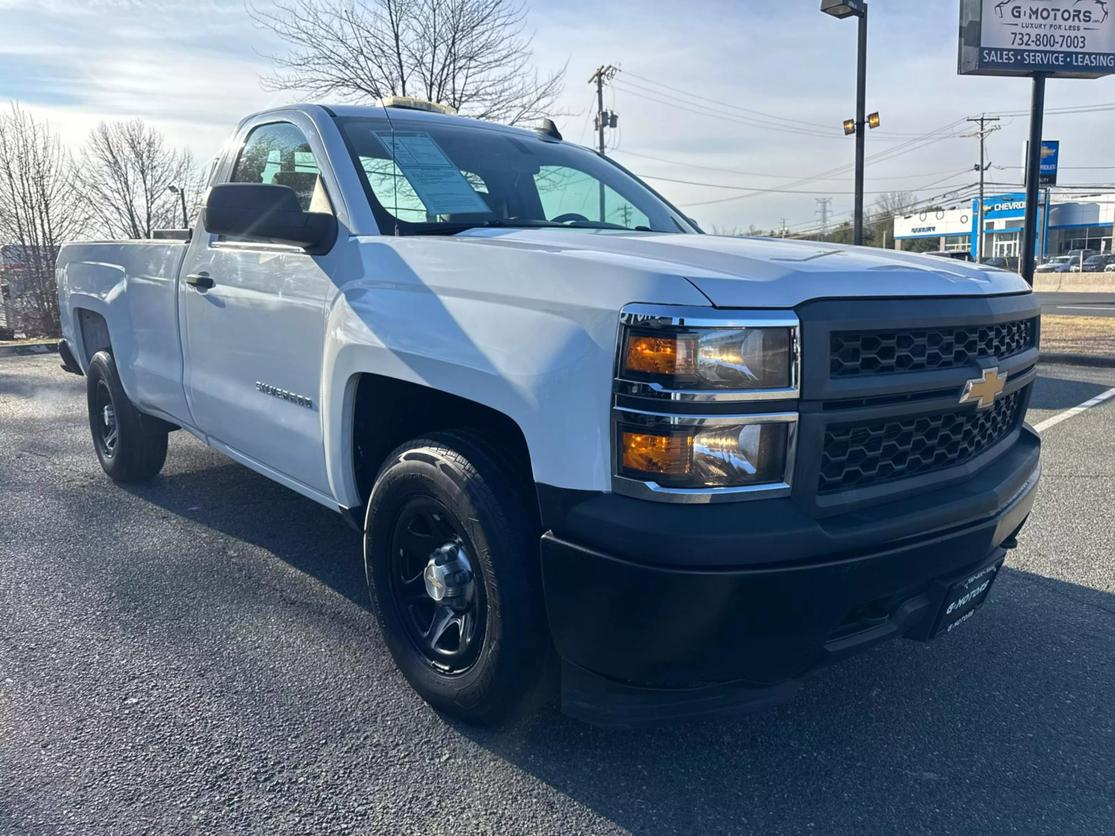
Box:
86, 350, 168, 482
364, 432, 551, 725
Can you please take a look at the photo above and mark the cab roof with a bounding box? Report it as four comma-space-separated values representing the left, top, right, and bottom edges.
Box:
242, 102, 552, 143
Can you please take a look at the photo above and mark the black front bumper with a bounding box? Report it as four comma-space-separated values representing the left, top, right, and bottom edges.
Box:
539, 427, 1040, 726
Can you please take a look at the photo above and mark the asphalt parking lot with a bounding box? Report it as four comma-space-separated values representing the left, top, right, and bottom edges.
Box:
1, 355, 1113, 835
1037, 292, 1115, 318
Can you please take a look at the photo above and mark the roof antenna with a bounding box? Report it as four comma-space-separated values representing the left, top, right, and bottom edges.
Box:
538, 118, 562, 140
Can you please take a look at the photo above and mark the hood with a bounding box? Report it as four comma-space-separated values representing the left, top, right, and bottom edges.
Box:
453, 229, 1031, 307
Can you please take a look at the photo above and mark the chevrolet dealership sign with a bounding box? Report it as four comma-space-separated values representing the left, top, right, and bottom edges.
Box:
960, 0, 1115, 78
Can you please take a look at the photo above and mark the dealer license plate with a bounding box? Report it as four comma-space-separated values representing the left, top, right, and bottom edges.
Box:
932, 560, 1003, 638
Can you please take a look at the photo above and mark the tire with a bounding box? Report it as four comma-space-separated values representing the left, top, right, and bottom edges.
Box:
364, 432, 551, 725
86, 350, 168, 482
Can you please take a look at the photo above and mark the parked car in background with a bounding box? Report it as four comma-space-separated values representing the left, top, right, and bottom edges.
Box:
1036, 256, 1075, 273
1074, 254, 1115, 273
925, 250, 974, 262
1105, 261, 1115, 272
980, 256, 1009, 269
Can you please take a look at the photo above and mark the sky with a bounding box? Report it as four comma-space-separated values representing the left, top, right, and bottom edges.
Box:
1, 0, 1114, 234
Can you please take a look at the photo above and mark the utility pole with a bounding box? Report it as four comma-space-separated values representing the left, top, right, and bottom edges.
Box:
816, 198, 832, 240
779, 217, 788, 238
588, 64, 619, 222
588, 65, 620, 155
966, 114, 1000, 262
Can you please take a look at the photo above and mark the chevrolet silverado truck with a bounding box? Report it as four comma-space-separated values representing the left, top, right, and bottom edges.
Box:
56, 101, 1041, 726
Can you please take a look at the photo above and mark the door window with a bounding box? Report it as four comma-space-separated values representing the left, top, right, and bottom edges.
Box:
231, 122, 332, 214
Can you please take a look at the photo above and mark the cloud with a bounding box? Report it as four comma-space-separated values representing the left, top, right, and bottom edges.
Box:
0, 0, 287, 160
2, 0, 1113, 231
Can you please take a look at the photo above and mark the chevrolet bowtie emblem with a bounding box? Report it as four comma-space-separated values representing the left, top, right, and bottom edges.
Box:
959, 367, 1007, 410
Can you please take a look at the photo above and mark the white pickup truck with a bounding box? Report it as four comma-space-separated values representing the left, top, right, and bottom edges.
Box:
57, 101, 1041, 726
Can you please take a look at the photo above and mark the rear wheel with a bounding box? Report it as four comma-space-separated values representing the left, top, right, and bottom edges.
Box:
86, 350, 168, 482
364, 432, 551, 725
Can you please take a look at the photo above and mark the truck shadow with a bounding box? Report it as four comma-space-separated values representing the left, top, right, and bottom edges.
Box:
115, 435, 1114, 832
1028, 372, 1113, 410
453, 564, 1114, 833
120, 449, 370, 612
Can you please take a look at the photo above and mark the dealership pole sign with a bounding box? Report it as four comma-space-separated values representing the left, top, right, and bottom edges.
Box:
959, 0, 1115, 78
960, 0, 1114, 285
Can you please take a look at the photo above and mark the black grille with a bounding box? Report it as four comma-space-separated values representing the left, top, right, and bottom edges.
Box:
818, 389, 1025, 494
830, 318, 1036, 377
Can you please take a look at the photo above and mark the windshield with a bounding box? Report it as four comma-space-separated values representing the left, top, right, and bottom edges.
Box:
336, 115, 693, 236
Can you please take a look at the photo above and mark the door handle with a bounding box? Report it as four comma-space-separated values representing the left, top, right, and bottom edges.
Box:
185, 273, 215, 291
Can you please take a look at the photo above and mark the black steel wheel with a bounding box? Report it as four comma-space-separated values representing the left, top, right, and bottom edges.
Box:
85, 350, 168, 482
91, 378, 119, 461
364, 432, 553, 725
387, 497, 486, 675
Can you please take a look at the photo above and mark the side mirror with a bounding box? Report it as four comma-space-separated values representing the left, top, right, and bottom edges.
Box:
203, 183, 337, 253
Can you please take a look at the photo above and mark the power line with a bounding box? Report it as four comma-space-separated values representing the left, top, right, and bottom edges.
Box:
638, 171, 973, 195
616, 72, 969, 143
783, 181, 982, 237
621, 70, 839, 132
615, 149, 968, 183
679, 121, 969, 207
613, 81, 845, 140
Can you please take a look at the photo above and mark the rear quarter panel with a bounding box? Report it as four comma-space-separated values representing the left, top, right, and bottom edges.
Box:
58, 241, 191, 423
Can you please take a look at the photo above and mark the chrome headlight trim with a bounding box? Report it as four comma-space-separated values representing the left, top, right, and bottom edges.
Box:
611, 407, 798, 504
616, 304, 800, 403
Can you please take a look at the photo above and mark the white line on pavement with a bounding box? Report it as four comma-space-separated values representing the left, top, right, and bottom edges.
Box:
1054, 305, 1115, 312
1033, 386, 1115, 434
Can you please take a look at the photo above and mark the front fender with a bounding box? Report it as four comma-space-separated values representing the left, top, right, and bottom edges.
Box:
321, 282, 617, 507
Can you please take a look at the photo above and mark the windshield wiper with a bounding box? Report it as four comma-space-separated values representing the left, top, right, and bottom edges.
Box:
405, 218, 633, 235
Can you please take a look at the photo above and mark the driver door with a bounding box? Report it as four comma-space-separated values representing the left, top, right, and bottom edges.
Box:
179, 117, 339, 498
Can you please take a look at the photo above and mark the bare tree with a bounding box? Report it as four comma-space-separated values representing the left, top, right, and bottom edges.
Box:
0, 104, 86, 336
869, 190, 915, 249
250, 0, 565, 125
79, 120, 200, 240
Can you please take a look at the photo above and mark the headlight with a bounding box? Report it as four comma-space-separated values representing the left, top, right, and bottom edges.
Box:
618, 308, 798, 398
617, 416, 793, 490
613, 306, 800, 501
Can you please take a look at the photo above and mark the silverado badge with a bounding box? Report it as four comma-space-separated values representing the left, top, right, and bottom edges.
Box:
959, 368, 1007, 410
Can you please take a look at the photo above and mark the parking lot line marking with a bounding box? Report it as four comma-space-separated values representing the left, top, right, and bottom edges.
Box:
1033, 386, 1115, 435
1054, 305, 1115, 312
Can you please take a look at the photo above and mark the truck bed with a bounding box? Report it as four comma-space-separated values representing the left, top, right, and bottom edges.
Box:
58, 240, 191, 422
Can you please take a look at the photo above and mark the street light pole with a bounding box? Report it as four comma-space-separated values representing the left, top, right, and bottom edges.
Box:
822, 0, 870, 246
853, 7, 867, 246
167, 184, 189, 229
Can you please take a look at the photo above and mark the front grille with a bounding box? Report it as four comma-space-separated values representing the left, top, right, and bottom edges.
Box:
830, 318, 1037, 377
818, 389, 1025, 494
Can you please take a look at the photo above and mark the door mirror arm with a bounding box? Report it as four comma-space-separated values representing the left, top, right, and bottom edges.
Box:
203, 183, 338, 254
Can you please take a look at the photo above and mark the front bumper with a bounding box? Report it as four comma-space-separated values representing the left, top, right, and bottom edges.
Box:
540, 427, 1040, 726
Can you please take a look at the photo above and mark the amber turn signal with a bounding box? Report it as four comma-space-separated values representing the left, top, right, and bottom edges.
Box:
620, 431, 693, 477
623, 333, 696, 377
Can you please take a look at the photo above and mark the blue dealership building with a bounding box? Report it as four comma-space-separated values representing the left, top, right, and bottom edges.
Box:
893, 192, 1115, 260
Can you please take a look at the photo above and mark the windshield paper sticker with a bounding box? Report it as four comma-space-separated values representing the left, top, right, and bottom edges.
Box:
374, 131, 491, 216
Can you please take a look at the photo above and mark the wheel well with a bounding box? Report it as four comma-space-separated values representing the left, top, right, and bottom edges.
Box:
351, 374, 538, 513
76, 309, 111, 364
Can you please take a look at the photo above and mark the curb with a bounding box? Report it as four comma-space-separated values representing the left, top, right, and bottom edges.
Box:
1039, 352, 1115, 369
0, 340, 59, 358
